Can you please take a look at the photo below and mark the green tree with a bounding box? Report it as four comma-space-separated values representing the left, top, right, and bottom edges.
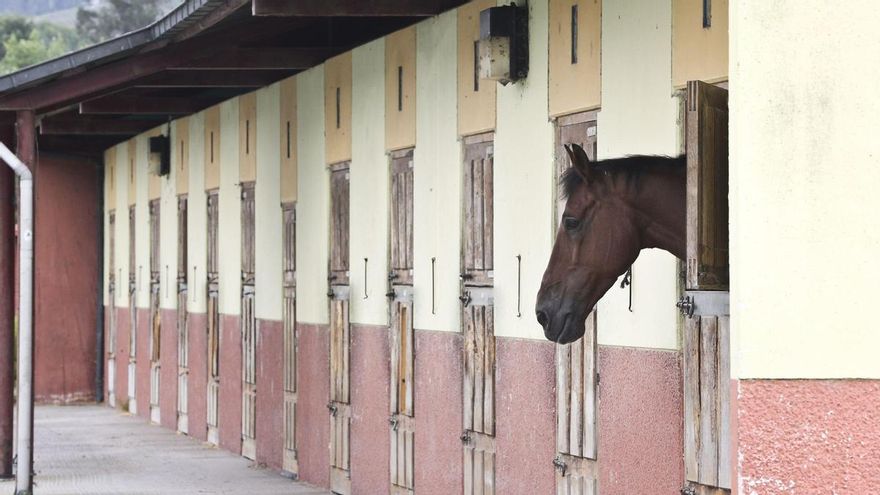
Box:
0, 16, 82, 74
76, 0, 162, 45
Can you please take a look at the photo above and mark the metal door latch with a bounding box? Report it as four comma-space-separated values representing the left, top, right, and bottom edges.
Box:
459, 291, 472, 307
326, 403, 338, 416
680, 486, 696, 495
460, 431, 472, 444
388, 271, 398, 282
676, 295, 695, 318
386, 290, 396, 299
389, 416, 399, 431
552, 456, 567, 476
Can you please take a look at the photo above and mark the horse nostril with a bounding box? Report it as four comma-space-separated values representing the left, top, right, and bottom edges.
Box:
536, 310, 549, 328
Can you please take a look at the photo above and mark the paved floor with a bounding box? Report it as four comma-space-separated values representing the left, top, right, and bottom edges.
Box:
0, 405, 328, 495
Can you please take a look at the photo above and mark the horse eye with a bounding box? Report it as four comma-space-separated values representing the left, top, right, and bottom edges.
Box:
563, 216, 581, 232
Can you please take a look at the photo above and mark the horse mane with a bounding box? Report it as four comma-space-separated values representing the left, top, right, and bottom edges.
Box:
560, 154, 685, 199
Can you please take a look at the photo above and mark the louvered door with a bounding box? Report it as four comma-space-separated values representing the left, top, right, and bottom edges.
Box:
461, 134, 495, 495
328, 163, 351, 495
282, 203, 298, 474
240, 182, 257, 460
149, 199, 161, 424
389, 148, 415, 495
206, 190, 220, 445
107, 211, 117, 408
128, 205, 138, 414
553, 113, 600, 494
681, 81, 730, 495
177, 196, 189, 433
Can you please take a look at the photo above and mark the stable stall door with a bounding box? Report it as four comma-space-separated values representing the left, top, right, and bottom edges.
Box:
107, 211, 117, 408
128, 205, 138, 414
177, 196, 189, 434
240, 183, 257, 460
206, 190, 220, 445
149, 199, 161, 424
328, 163, 351, 495
282, 204, 298, 474
461, 135, 496, 495
389, 149, 414, 495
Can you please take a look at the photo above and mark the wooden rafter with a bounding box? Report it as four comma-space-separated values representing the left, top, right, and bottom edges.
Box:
252, 0, 461, 17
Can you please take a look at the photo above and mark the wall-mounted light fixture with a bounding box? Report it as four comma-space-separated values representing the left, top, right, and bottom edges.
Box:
477, 3, 529, 86
148, 134, 170, 176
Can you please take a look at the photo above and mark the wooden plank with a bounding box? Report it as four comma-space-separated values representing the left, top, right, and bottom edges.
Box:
473, 447, 484, 495
403, 302, 414, 416
472, 156, 484, 271
397, 428, 405, 486
463, 155, 475, 276
717, 315, 731, 489
483, 449, 495, 495
699, 316, 719, 486
583, 310, 597, 459
405, 429, 414, 489
463, 446, 474, 495
390, 426, 398, 486
343, 300, 350, 404
390, 168, 400, 274
483, 305, 494, 435
472, 306, 485, 434
482, 151, 493, 273
390, 300, 401, 414
684, 316, 701, 482
462, 305, 474, 431
556, 342, 571, 454
569, 337, 583, 457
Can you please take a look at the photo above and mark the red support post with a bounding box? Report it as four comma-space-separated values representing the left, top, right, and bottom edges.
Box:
0, 126, 13, 478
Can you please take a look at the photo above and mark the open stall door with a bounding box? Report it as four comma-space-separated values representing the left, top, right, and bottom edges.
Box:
107, 211, 117, 408
282, 203, 298, 474
177, 196, 189, 433
680, 80, 731, 495
128, 205, 137, 414
240, 183, 257, 460
206, 190, 220, 444
149, 199, 161, 424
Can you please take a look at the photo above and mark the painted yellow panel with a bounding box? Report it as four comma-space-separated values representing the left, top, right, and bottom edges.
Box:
385, 26, 417, 151
174, 117, 190, 194
239, 93, 257, 183
351, 39, 389, 326
204, 105, 221, 191
280, 77, 297, 203
255, 84, 282, 321
457, 0, 496, 136
595, 0, 680, 350
548, 0, 601, 117
413, 10, 460, 332
731, 0, 880, 379
105, 147, 116, 210
127, 139, 137, 205
672, 0, 728, 88
324, 52, 353, 164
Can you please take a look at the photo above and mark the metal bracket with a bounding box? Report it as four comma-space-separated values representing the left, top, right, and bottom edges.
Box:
389, 415, 399, 431
460, 431, 472, 444
676, 295, 695, 318
676, 290, 729, 318
680, 486, 696, 495
552, 456, 567, 477
327, 403, 338, 416
459, 290, 472, 307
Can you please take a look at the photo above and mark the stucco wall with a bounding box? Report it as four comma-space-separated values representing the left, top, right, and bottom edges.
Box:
187, 113, 208, 314
255, 84, 282, 321
160, 127, 178, 310
296, 66, 329, 325
412, 10, 459, 332
350, 39, 389, 326
595, 0, 680, 350
218, 98, 242, 316
493, 0, 554, 340
114, 143, 130, 308
730, 0, 880, 379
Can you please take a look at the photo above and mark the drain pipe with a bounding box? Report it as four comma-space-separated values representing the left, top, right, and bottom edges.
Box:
0, 118, 34, 495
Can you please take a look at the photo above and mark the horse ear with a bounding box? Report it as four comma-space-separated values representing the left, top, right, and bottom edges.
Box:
564, 143, 592, 182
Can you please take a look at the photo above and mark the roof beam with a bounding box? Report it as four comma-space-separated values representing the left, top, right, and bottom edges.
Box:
169, 47, 330, 70
252, 0, 459, 16
133, 70, 293, 88
39, 118, 160, 136
79, 96, 206, 115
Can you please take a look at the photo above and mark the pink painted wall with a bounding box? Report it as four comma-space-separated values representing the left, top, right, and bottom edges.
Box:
218, 314, 242, 455
159, 309, 178, 429
738, 380, 880, 494
256, 318, 284, 470
34, 155, 99, 403
296, 322, 330, 488
135, 308, 151, 421
495, 337, 556, 494
186, 313, 208, 441
413, 329, 462, 495
113, 307, 129, 411
597, 345, 683, 494
350, 323, 390, 495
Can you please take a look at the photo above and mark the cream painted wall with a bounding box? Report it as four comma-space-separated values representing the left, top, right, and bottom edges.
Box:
493, 0, 554, 340
160, 126, 178, 310
114, 143, 129, 308
730, 0, 880, 379
218, 98, 242, 316
187, 113, 208, 314
135, 134, 150, 309
412, 10, 459, 332
103, 152, 111, 305
350, 39, 389, 326
595, 0, 680, 350
296, 67, 329, 325
255, 84, 283, 321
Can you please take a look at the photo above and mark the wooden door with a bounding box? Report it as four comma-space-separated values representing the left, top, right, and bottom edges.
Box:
681, 80, 730, 495
149, 198, 161, 424
282, 203, 298, 474
389, 148, 415, 495
206, 190, 220, 444
240, 183, 257, 460
128, 205, 138, 413
553, 112, 599, 494
177, 196, 189, 433
461, 134, 495, 495
107, 211, 117, 408
328, 162, 351, 495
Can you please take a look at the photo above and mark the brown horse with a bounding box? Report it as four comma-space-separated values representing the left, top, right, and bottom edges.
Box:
535, 144, 686, 344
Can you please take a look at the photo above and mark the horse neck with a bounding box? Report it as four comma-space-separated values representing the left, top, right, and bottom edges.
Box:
626, 166, 686, 259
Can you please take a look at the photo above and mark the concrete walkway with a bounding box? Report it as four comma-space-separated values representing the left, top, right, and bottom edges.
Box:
0, 405, 328, 495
